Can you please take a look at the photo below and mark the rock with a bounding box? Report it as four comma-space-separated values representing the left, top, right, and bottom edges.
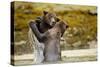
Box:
24, 10, 33, 14
72, 41, 81, 47
15, 40, 26, 45
88, 10, 97, 15
87, 40, 97, 48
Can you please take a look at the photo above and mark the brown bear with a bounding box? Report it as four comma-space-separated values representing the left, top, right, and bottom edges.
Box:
42, 21, 68, 62
30, 20, 69, 62
28, 11, 60, 63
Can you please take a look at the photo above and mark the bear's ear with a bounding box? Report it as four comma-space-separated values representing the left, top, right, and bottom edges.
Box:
43, 11, 48, 15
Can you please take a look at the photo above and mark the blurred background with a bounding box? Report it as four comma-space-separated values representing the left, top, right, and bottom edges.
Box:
12, 1, 97, 55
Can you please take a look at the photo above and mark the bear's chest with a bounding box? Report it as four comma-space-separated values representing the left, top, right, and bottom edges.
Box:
47, 28, 61, 39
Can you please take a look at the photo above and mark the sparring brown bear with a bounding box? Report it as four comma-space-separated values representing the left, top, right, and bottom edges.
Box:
30, 20, 69, 62
43, 21, 69, 62
28, 11, 60, 63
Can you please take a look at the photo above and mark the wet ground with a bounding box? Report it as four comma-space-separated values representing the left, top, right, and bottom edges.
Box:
11, 48, 97, 66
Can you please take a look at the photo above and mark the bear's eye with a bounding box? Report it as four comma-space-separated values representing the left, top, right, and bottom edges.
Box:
66, 25, 69, 28
55, 18, 60, 22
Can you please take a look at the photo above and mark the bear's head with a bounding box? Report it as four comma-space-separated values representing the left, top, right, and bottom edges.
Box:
42, 11, 60, 27
59, 21, 69, 30
55, 20, 69, 36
